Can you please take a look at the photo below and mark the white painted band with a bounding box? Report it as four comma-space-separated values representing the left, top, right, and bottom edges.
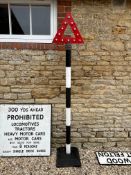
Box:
66, 144, 71, 154
66, 108, 71, 126
66, 67, 71, 88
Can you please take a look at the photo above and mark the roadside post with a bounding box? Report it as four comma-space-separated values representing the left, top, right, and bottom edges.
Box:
53, 12, 84, 167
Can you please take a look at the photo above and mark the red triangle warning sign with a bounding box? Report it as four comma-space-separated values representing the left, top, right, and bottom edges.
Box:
53, 12, 84, 44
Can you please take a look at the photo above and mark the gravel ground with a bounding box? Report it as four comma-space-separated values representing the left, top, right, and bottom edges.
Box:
0, 147, 131, 175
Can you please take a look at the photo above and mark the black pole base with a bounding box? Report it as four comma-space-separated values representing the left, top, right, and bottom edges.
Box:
56, 147, 81, 168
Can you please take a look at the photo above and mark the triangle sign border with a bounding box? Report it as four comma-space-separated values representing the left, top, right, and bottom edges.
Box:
53, 12, 84, 44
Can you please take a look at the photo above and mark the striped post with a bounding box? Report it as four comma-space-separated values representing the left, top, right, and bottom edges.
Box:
65, 44, 72, 154
56, 43, 81, 167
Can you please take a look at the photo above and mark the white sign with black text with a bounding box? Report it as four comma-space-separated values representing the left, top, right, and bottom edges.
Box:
0, 104, 51, 157
96, 151, 131, 165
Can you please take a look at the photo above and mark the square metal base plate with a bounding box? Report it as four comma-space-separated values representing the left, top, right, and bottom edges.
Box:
56, 147, 81, 168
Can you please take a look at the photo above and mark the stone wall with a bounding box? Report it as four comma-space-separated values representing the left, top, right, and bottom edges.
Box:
0, 0, 131, 148
71, 0, 131, 148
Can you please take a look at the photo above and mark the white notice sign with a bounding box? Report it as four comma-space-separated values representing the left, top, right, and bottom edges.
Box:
0, 104, 51, 157
96, 152, 131, 165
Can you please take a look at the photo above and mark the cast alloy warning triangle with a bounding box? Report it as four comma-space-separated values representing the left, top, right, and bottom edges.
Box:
53, 12, 84, 44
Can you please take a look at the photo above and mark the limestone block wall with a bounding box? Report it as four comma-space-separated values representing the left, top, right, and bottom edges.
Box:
0, 0, 131, 148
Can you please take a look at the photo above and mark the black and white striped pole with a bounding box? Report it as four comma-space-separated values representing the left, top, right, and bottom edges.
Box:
56, 44, 81, 167
66, 43, 72, 155
53, 12, 83, 168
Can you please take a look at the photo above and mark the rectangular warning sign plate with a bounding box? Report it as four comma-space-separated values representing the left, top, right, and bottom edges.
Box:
0, 104, 51, 157
96, 151, 131, 165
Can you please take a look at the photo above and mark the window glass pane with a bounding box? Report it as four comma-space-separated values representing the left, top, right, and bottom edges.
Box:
32, 5, 50, 35
11, 5, 30, 34
0, 4, 9, 34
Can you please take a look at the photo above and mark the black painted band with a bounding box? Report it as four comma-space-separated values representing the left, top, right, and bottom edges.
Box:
66, 126, 71, 144
66, 50, 71, 67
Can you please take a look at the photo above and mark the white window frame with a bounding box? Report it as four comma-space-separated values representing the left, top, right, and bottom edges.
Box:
0, 0, 57, 43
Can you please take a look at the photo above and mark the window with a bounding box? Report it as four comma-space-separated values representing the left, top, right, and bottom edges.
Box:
0, 0, 57, 43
